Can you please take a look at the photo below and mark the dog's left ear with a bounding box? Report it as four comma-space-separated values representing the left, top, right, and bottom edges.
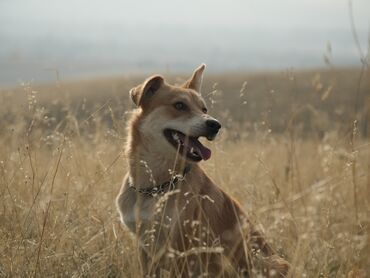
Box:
183, 63, 206, 93
130, 75, 164, 107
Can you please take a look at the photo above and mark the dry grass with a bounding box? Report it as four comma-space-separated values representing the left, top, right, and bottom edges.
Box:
0, 68, 369, 277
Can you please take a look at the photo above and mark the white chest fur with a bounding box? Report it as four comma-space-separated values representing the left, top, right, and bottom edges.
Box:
116, 179, 181, 248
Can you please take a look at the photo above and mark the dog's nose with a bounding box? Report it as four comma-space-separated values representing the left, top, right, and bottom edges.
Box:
206, 119, 221, 131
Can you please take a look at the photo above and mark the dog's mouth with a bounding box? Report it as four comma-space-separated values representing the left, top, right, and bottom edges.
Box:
163, 129, 212, 162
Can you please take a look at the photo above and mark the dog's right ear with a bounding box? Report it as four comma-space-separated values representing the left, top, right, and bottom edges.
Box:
130, 75, 164, 107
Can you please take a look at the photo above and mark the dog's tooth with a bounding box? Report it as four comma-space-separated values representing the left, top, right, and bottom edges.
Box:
190, 147, 194, 153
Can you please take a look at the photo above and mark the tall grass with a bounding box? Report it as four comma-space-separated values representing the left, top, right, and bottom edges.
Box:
0, 68, 369, 277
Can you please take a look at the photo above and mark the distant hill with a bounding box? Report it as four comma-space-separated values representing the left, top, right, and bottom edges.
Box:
1, 68, 369, 137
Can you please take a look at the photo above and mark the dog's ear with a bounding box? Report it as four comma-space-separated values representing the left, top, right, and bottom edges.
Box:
183, 63, 206, 93
130, 75, 164, 107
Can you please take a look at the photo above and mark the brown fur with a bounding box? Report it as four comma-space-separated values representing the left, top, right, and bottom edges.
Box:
117, 65, 290, 277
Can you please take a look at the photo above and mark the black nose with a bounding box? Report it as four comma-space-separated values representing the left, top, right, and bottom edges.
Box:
206, 119, 221, 131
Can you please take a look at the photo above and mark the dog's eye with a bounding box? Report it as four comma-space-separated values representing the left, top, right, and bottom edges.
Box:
202, 107, 208, 113
174, 102, 187, 110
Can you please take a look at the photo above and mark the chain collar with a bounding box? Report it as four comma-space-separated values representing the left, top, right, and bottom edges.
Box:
129, 165, 192, 197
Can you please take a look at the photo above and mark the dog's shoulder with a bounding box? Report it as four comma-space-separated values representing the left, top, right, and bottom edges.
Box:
188, 167, 245, 229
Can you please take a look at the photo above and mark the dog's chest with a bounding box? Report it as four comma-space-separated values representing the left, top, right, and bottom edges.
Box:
119, 187, 180, 236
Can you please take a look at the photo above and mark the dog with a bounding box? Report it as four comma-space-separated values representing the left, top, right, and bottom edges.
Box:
116, 64, 290, 277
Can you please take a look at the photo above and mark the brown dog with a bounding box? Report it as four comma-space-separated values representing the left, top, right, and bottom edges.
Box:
116, 64, 290, 277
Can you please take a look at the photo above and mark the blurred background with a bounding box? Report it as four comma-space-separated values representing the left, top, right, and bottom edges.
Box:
0, 0, 369, 86
1, 1, 370, 277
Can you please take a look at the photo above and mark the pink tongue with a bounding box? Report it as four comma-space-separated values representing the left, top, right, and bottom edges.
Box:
176, 133, 212, 160
193, 139, 212, 160
187, 137, 212, 160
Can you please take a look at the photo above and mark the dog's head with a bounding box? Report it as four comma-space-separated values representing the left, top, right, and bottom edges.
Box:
130, 64, 221, 163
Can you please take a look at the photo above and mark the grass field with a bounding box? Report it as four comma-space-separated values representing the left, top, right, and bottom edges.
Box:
0, 68, 369, 277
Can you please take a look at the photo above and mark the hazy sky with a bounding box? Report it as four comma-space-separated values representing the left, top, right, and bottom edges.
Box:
0, 0, 369, 85
1, 0, 369, 28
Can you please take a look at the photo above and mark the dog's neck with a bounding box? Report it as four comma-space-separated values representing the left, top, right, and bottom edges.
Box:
127, 148, 191, 188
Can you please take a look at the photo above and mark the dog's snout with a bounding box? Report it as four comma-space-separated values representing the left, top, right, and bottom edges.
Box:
206, 119, 221, 131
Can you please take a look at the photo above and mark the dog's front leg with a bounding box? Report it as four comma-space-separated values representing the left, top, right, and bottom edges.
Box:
140, 247, 167, 278
139, 247, 150, 277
